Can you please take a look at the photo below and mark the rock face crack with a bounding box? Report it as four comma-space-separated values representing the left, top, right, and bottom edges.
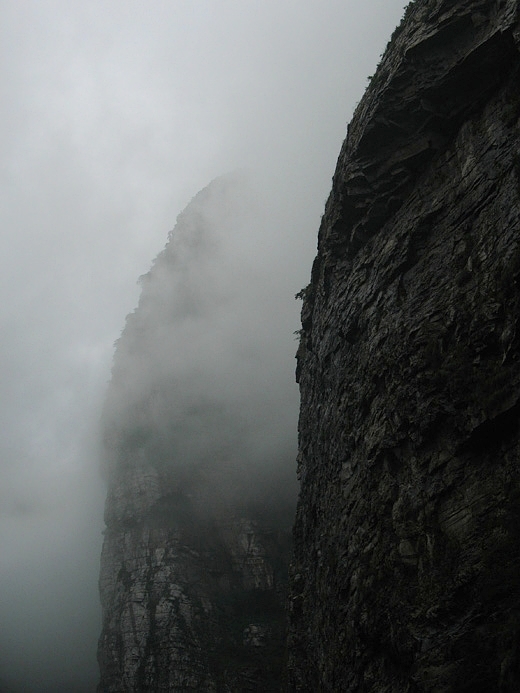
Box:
289, 1, 520, 691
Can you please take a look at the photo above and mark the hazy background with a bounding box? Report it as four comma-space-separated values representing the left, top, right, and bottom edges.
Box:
0, 1, 406, 690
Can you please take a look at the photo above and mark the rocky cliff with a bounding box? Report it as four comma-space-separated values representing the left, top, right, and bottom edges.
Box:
97, 175, 295, 692
289, 0, 520, 691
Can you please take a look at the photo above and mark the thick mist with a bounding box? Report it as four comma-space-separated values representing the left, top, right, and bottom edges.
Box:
103, 173, 301, 525
0, 1, 408, 690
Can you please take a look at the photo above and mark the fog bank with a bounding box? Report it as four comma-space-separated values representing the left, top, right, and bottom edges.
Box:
0, 2, 407, 689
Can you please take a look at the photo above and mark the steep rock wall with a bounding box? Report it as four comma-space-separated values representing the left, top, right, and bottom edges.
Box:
97, 176, 294, 692
290, 1, 520, 691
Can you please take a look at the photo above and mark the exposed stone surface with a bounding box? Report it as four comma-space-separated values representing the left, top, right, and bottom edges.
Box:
289, 1, 520, 691
97, 176, 293, 692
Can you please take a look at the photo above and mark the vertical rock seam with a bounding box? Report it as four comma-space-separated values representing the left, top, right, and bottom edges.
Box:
97, 175, 293, 692
289, 1, 520, 691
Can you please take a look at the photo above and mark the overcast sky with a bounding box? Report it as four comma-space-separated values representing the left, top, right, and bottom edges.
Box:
0, 1, 407, 690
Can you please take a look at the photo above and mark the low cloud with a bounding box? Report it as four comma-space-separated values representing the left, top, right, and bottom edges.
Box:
0, 1, 407, 689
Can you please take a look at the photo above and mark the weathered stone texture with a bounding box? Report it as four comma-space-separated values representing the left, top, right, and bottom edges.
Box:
290, 1, 520, 691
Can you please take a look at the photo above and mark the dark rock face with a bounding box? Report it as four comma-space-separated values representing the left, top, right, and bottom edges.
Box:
97, 176, 294, 692
289, 1, 520, 691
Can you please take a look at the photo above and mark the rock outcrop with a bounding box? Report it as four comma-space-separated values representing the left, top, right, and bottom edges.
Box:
97, 175, 295, 692
289, 1, 520, 691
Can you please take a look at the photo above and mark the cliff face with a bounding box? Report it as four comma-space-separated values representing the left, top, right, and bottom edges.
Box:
290, 1, 520, 691
97, 175, 295, 692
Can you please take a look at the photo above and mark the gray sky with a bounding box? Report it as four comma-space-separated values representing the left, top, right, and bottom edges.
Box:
0, 1, 406, 690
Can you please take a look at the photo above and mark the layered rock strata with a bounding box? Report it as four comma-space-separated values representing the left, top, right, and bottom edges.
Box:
290, 1, 520, 691
97, 176, 293, 692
